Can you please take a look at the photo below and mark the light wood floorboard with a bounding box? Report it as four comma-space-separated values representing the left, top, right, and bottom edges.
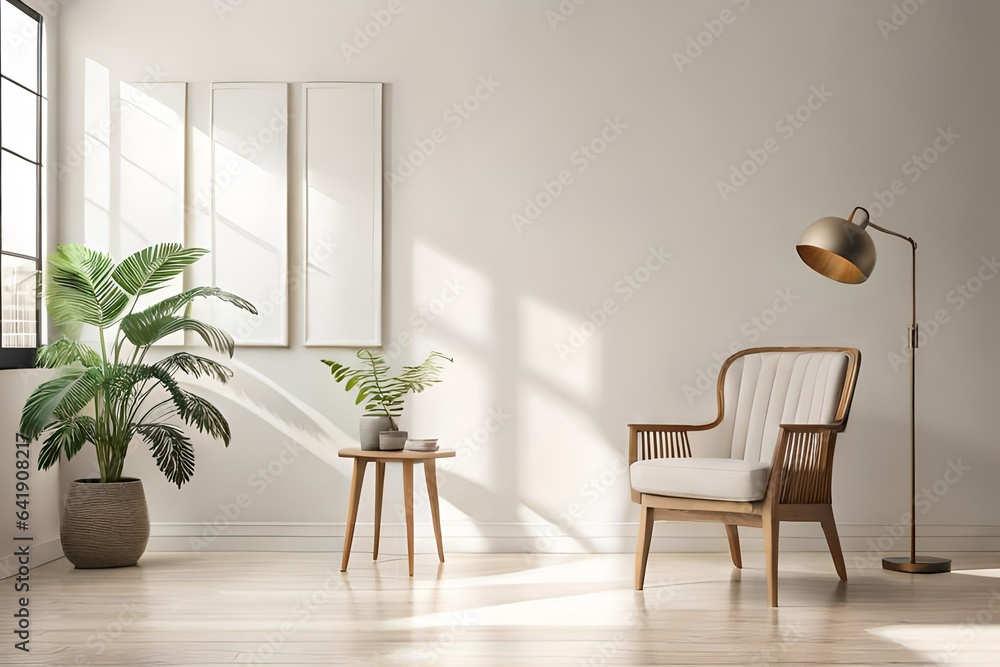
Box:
8, 551, 1000, 665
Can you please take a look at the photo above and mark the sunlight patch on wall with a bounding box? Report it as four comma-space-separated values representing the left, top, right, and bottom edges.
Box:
518, 295, 599, 401
410, 240, 493, 348
83, 58, 110, 253
182, 358, 353, 469
516, 382, 611, 522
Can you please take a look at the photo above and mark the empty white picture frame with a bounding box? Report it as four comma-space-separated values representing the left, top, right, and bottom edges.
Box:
119, 81, 186, 344
211, 82, 289, 346
302, 82, 383, 346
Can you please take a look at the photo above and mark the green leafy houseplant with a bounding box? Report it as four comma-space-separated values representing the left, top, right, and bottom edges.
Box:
322, 350, 452, 430
18, 243, 256, 487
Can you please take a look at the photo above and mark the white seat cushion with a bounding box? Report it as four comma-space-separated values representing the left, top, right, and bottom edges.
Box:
630, 458, 771, 502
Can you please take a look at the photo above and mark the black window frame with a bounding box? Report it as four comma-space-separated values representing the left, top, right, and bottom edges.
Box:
0, 0, 44, 370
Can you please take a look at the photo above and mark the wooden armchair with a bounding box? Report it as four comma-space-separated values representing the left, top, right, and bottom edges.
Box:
629, 347, 861, 606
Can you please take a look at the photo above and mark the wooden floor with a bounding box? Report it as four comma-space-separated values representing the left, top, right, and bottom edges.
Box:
14, 550, 1000, 665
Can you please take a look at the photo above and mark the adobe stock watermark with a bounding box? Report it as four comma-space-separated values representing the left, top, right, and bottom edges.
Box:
511, 116, 628, 233
580, 584, 678, 666
852, 459, 971, 572
877, 0, 931, 41
887, 254, 998, 372
681, 288, 799, 403
404, 407, 511, 517
5, 0, 69, 52
750, 622, 806, 665
339, 0, 407, 63
231, 235, 335, 342
545, 0, 589, 31
195, 105, 290, 213
556, 246, 672, 362
930, 588, 1000, 665
243, 569, 347, 665
11, 0, 72, 22
73, 602, 145, 666
523, 454, 630, 558
55, 65, 170, 182
382, 278, 468, 362
862, 126, 960, 222
188, 440, 306, 551
386, 75, 501, 190
717, 84, 833, 202
672, 0, 751, 74
410, 611, 475, 665
212, 0, 243, 21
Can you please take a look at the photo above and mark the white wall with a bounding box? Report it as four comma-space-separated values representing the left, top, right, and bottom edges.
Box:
53, 0, 999, 556
0, 370, 62, 575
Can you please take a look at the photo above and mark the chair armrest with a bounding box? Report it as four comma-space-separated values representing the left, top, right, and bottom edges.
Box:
767, 422, 846, 504
777, 421, 846, 434
628, 423, 715, 465
628, 423, 715, 432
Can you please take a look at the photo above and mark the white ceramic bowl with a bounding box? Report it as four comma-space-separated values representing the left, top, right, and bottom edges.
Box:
405, 438, 438, 451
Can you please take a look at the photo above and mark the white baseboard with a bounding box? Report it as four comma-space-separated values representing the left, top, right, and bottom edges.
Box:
148, 521, 1000, 554
0, 538, 63, 579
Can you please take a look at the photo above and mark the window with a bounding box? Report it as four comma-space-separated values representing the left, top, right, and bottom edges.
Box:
1, 0, 43, 369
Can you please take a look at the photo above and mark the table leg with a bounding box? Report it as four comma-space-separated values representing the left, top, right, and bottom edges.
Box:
403, 461, 414, 576
424, 459, 445, 563
373, 461, 385, 560
341, 458, 368, 572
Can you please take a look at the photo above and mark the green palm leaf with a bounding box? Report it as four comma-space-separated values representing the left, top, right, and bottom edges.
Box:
46, 245, 129, 326
154, 352, 233, 383
108, 363, 187, 413
38, 416, 95, 469
146, 286, 257, 319
121, 314, 235, 356
178, 391, 231, 445
136, 423, 194, 488
19, 367, 103, 440
35, 338, 101, 368
111, 243, 208, 296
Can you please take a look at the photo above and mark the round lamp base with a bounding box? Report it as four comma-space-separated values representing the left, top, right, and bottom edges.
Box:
882, 556, 952, 574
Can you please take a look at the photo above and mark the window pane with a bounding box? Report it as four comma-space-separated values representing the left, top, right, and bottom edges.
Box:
0, 1, 39, 92
1, 150, 38, 257
1, 253, 37, 348
1, 77, 38, 161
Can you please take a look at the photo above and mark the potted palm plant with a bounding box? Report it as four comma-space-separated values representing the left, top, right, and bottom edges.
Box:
18, 243, 255, 568
322, 350, 452, 450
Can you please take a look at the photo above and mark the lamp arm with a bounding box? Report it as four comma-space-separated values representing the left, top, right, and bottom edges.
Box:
865, 221, 917, 249
848, 206, 917, 249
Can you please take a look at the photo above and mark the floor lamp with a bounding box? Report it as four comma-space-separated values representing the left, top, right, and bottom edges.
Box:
795, 206, 951, 574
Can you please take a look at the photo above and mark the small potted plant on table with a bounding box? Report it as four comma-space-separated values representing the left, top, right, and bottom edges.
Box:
322, 350, 451, 450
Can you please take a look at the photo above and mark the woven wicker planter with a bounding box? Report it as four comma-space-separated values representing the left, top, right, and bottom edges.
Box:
61, 478, 150, 569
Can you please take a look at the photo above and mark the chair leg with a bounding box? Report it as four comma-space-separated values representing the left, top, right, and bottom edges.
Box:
819, 506, 848, 581
762, 508, 779, 607
725, 524, 742, 569
635, 504, 654, 591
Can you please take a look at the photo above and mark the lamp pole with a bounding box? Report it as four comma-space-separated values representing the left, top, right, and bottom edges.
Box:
850, 208, 950, 574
